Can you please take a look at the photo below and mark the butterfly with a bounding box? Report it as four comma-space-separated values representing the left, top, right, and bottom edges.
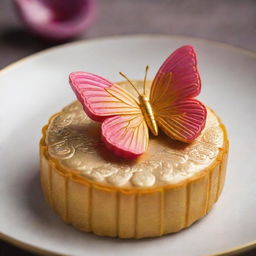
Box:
69, 45, 207, 159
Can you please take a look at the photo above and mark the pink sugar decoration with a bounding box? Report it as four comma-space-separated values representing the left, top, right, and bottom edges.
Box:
69, 46, 207, 159
69, 72, 147, 159
150, 45, 206, 143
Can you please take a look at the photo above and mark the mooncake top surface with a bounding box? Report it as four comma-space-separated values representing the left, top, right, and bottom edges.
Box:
46, 81, 225, 188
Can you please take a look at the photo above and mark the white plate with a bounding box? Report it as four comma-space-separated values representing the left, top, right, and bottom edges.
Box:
0, 35, 255, 256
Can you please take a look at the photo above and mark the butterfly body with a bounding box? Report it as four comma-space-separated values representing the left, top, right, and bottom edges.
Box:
69, 45, 207, 159
138, 94, 158, 136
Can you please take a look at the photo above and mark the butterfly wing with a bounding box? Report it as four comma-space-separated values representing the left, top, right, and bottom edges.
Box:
70, 72, 141, 122
150, 46, 207, 142
69, 72, 148, 158
102, 115, 149, 159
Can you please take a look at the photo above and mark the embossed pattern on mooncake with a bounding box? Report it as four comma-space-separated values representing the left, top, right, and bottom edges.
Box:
46, 81, 224, 188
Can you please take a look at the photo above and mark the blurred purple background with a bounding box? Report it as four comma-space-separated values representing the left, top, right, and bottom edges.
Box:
0, 0, 255, 70
0, 0, 255, 255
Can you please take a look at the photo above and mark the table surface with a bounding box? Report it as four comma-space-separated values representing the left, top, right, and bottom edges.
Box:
0, 0, 255, 255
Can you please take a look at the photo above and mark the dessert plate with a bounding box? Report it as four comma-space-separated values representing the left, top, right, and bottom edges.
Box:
0, 35, 255, 256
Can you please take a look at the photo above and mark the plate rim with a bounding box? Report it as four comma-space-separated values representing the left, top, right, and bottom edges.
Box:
0, 34, 255, 256
0, 231, 255, 256
0, 33, 255, 74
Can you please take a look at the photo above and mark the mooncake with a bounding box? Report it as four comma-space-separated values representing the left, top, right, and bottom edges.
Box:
40, 80, 228, 238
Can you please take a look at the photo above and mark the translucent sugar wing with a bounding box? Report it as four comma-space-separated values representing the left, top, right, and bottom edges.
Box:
102, 114, 149, 159
69, 72, 141, 121
150, 45, 201, 105
156, 99, 207, 142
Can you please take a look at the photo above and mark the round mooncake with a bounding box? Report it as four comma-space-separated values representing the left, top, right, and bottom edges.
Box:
40, 80, 228, 239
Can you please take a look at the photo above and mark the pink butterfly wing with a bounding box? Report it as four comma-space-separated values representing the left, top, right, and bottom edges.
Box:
102, 115, 149, 159
70, 72, 141, 122
150, 45, 207, 142
69, 72, 148, 158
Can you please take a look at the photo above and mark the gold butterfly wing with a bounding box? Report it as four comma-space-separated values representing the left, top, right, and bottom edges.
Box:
150, 46, 207, 143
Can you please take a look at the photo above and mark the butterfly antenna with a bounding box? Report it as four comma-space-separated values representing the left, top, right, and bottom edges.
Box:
143, 65, 149, 95
119, 72, 141, 96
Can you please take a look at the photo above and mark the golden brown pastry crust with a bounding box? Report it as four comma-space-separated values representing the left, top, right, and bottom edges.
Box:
40, 81, 229, 239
